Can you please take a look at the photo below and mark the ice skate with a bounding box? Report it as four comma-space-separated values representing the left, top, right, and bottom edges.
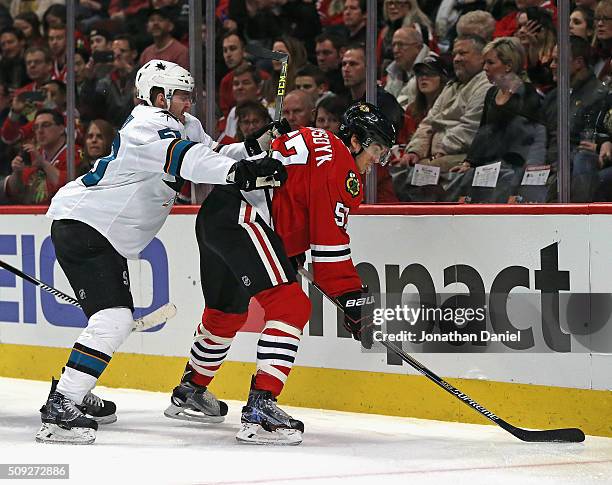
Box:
164, 374, 228, 423
79, 389, 117, 424
36, 380, 98, 445
236, 388, 304, 445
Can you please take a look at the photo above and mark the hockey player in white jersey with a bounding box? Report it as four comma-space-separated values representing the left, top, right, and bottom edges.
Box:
36, 60, 286, 445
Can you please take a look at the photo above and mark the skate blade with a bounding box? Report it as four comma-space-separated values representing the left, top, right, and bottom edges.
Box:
35, 423, 96, 445
87, 413, 117, 425
164, 404, 225, 424
236, 423, 303, 445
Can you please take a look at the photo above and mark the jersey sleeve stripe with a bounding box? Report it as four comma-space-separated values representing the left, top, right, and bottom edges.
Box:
164, 139, 197, 176
310, 243, 350, 251
310, 248, 351, 258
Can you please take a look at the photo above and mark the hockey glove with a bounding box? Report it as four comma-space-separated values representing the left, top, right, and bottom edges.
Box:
244, 118, 292, 156
336, 288, 376, 349
227, 157, 288, 191
289, 253, 306, 272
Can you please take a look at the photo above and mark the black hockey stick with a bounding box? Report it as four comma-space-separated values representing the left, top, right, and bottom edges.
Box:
298, 267, 585, 443
0, 259, 176, 332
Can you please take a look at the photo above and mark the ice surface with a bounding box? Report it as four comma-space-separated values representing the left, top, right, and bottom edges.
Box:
1, 377, 610, 485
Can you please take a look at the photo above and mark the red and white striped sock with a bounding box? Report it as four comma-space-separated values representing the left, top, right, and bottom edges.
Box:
254, 320, 302, 396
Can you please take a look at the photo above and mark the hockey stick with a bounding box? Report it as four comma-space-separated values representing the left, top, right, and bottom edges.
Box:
245, 44, 290, 123
0, 259, 176, 332
245, 44, 290, 205
298, 266, 585, 443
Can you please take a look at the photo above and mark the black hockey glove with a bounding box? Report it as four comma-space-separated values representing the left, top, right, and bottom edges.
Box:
336, 287, 376, 349
289, 253, 306, 272
227, 157, 288, 191
244, 118, 293, 156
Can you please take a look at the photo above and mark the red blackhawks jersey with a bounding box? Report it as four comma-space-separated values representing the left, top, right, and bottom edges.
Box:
246, 127, 363, 298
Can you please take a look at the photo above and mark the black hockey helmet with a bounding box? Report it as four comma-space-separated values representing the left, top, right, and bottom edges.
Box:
338, 102, 396, 153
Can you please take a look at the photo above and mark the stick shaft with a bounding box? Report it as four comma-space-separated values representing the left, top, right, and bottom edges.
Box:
297, 267, 584, 443
0, 259, 175, 332
0, 259, 80, 306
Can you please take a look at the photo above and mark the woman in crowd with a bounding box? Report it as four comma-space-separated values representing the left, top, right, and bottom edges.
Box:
593, 0, 612, 86
261, 36, 308, 110
78, 119, 115, 176
570, 6, 595, 42
314, 94, 347, 134
515, 7, 556, 95
13, 12, 44, 49
397, 54, 448, 147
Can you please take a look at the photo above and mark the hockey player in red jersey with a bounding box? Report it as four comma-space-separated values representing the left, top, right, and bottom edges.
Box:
165, 102, 396, 444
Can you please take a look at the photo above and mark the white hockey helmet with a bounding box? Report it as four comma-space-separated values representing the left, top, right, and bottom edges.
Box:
135, 59, 194, 106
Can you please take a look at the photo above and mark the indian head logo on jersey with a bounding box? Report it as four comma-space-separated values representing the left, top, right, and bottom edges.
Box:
345, 170, 360, 198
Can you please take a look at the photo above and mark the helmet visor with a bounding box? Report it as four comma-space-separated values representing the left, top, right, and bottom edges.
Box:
364, 142, 391, 166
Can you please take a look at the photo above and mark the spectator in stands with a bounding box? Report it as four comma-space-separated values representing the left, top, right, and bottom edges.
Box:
378, 0, 434, 73
340, 0, 367, 45
78, 119, 115, 175
17, 46, 53, 96
89, 28, 112, 53
219, 32, 251, 117
0, 27, 29, 92
314, 32, 348, 97
42, 4, 66, 33
87, 28, 114, 79
494, 0, 557, 39
314, 94, 348, 133
282, 89, 315, 131
95, 34, 139, 128
228, 0, 321, 57
342, 44, 404, 133
108, 0, 149, 52
295, 64, 330, 104
235, 100, 272, 142
140, 7, 189, 69
4, 109, 80, 205
262, 36, 308, 110
435, 0, 488, 48
217, 63, 272, 142
570, 6, 595, 41
515, 7, 556, 95
14, 12, 44, 49
2, 79, 68, 145
594, 0, 612, 86
398, 35, 491, 172
384, 26, 430, 110
75, 0, 109, 32
451, 37, 544, 175
396, 54, 449, 147
543, 36, 609, 201
456, 10, 497, 42
47, 24, 67, 82
75, 48, 104, 123
0, 83, 12, 178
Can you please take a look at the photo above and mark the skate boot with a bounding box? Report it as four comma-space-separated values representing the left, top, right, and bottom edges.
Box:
164, 371, 228, 423
79, 389, 117, 425
35, 379, 98, 445
236, 388, 304, 445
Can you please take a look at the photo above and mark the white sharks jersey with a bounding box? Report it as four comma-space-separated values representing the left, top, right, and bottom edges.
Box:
47, 105, 247, 259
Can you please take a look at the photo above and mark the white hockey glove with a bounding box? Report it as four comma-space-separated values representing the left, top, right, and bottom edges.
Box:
227, 157, 288, 191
